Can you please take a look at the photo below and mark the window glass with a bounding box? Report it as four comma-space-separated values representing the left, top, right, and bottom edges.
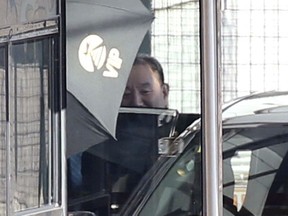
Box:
0, 1, 57, 27
223, 126, 288, 215
9, 38, 54, 212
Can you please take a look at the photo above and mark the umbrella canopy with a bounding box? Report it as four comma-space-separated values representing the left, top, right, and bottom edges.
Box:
66, 0, 154, 156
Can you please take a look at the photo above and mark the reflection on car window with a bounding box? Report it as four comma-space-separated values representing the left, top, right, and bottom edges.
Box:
230, 150, 252, 211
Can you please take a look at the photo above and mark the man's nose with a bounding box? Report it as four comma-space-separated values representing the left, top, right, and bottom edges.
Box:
131, 92, 144, 107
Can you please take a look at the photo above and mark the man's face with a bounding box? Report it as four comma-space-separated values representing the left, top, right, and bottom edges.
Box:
121, 64, 169, 108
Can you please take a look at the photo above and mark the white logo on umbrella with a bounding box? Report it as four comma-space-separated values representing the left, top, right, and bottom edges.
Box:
78, 34, 122, 78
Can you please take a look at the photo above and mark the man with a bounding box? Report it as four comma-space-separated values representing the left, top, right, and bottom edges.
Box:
79, 55, 170, 214
121, 54, 169, 108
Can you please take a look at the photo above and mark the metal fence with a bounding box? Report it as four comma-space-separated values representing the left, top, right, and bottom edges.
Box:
151, 0, 288, 113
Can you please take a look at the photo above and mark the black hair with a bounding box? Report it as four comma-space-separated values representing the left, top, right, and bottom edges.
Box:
133, 53, 165, 84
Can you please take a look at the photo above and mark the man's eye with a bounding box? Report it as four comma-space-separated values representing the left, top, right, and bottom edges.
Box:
140, 89, 151, 95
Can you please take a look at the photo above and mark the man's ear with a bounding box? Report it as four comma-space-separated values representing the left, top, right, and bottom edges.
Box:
162, 83, 169, 98
162, 83, 169, 107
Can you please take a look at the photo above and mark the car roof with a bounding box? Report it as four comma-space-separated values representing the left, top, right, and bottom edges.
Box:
222, 91, 288, 121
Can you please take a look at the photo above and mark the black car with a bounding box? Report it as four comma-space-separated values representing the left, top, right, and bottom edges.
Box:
120, 91, 288, 216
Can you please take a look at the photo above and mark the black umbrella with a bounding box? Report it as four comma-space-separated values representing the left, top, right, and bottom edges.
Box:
66, 0, 154, 157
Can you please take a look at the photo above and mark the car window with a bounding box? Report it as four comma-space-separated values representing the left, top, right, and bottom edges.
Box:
225, 125, 288, 216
